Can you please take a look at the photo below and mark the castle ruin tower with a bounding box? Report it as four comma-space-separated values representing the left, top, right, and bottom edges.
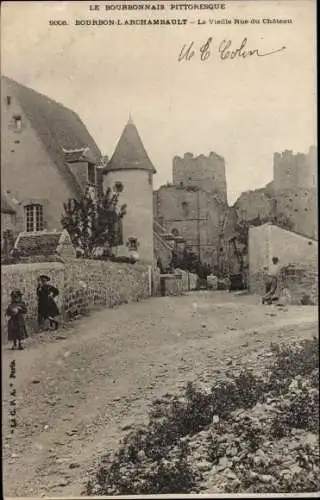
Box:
172, 152, 228, 204
103, 116, 156, 263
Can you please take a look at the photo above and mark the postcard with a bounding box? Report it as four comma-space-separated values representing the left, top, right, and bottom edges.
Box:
1, 0, 318, 498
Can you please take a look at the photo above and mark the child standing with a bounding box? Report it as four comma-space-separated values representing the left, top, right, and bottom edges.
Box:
6, 290, 28, 350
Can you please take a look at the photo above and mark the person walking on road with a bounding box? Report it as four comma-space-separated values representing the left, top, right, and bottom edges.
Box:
37, 275, 60, 330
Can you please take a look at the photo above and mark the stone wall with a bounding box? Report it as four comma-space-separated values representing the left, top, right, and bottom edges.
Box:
175, 269, 198, 291
274, 187, 317, 240
1, 259, 151, 343
227, 147, 318, 242
172, 152, 227, 203
233, 188, 274, 223
281, 263, 318, 305
248, 224, 318, 304
273, 147, 317, 192
159, 274, 183, 297
248, 264, 318, 305
1, 262, 65, 342
154, 184, 225, 268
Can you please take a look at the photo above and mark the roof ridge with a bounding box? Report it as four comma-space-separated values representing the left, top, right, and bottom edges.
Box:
3, 76, 102, 198
3, 75, 82, 118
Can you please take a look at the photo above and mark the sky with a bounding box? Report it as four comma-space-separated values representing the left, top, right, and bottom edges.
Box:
1, 0, 317, 204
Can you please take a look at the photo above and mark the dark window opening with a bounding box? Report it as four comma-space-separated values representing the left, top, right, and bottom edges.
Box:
14, 115, 22, 131
87, 163, 96, 184
148, 173, 152, 186
127, 237, 138, 252
114, 181, 124, 193
182, 201, 190, 217
180, 181, 184, 187
7, 96, 11, 106
25, 204, 44, 232
308, 241, 312, 246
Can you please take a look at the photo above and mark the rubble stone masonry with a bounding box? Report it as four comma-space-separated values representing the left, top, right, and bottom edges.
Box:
249, 224, 318, 304
153, 185, 225, 268
172, 152, 227, 203
1, 259, 151, 343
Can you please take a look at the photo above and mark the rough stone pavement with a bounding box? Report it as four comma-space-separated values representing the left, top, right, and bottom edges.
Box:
2, 291, 318, 497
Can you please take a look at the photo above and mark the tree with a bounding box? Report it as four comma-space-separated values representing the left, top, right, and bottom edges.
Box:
170, 246, 200, 274
61, 183, 127, 259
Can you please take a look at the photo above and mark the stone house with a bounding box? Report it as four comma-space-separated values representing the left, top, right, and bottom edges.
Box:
248, 223, 318, 304
1, 76, 104, 243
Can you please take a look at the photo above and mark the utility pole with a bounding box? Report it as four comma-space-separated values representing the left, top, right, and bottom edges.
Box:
197, 189, 200, 262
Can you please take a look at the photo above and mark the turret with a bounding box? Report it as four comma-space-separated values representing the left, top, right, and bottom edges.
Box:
103, 116, 156, 263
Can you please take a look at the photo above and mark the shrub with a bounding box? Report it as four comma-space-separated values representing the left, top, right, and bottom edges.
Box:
86, 438, 199, 495
85, 337, 319, 495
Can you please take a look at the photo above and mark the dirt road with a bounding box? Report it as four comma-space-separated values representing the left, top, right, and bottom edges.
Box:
2, 291, 318, 497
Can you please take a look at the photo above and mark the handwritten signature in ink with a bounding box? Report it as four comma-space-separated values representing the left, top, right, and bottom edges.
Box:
178, 37, 287, 62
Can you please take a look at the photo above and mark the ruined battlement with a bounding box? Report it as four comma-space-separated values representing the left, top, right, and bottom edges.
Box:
173, 151, 225, 162
172, 150, 227, 203
273, 146, 317, 191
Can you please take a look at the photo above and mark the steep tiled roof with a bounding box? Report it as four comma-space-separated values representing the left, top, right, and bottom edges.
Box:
107, 117, 156, 173
3, 76, 103, 197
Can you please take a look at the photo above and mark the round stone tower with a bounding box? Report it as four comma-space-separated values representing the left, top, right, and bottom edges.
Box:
103, 116, 156, 263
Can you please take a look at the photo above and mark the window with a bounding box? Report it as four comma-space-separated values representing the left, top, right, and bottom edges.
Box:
87, 163, 96, 184
14, 115, 22, 131
148, 173, 152, 186
114, 181, 123, 193
127, 237, 138, 251
25, 204, 44, 232
182, 201, 190, 217
7, 96, 11, 106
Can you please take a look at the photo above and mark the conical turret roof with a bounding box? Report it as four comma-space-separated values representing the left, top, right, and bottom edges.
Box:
107, 117, 156, 173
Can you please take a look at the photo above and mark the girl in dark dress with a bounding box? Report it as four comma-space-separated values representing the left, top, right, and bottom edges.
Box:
6, 290, 28, 350
37, 275, 60, 330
